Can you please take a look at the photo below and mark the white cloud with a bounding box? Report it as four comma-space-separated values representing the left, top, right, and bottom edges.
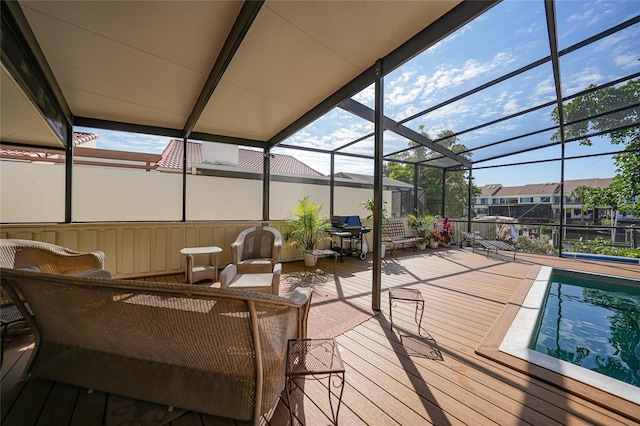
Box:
77, 127, 171, 153
503, 99, 521, 115
615, 53, 639, 69
534, 77, 555, 99
563, 68, 604, 96
594, 33, 624, 53
418, 52, 515, 103
353, 84, 375, 106
516, 22, 539, 36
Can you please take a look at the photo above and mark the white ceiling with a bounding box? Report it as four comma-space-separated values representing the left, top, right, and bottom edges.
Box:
2, 0, 467, 149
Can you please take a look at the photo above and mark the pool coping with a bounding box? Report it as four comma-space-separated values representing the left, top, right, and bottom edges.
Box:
476, 264, 640, 423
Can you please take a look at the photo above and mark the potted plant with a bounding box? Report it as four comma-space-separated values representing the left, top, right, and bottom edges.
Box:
439, 217, 454, 247
428, 229, 440, 248
284, 196, 330, 266
361, 198, 390, 257
408, 208, 435, 250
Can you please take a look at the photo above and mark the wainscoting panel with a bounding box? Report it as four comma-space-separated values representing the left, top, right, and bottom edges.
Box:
1, 221, 308, 279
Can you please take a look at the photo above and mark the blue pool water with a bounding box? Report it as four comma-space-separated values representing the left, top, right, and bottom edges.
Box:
532, 270, 640, 388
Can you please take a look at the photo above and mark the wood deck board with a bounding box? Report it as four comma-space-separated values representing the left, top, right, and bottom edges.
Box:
2, 249, 639, 425
348, 323, 564, 426
353, 312, 630, 426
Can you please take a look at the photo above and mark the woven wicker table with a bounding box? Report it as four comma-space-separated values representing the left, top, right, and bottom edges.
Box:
180, 246, 222, 284
389, 288, 425, 336
285, 338, 345, 425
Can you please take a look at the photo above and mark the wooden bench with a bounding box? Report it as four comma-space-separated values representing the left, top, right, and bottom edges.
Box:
382, 220, 421, 254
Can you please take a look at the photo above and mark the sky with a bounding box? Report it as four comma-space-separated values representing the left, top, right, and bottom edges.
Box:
79, 0, 640, 188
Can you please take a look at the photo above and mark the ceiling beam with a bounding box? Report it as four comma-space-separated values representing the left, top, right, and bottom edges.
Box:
74, 117, 184, 139
339, 99, 472, 167
74, 117, 266, 149
189, 131, 266, 149
1, 1, 72, 146
266, 0, 499, 149
182, 0, 264, 140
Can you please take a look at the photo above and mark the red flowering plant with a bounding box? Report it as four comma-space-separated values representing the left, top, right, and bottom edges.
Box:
439, 217, 454, 244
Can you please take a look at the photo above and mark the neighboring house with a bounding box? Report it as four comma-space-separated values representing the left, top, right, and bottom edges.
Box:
0, 131, 99, 161
0, 132, 161, 171
489, 183, 559, 223
474, 179, 621, 224
157, 140, 414, 216
157, 140, 324, 176
474, 184, 503, 217
334, 172, 418, 217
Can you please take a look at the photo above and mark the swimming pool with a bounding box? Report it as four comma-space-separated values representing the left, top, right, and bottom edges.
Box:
499, 266, 640, 405
532, 269, 640, 387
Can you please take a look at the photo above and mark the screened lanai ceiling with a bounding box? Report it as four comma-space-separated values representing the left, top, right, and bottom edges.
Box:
1, 0, 490, 160
2, 1, 638, 173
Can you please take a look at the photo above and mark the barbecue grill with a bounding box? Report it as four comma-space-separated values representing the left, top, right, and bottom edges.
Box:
328, 215, 371, 261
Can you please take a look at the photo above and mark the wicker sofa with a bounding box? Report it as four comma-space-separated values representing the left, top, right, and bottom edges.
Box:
0, 239, 111, 278
1, 268, 312, 424
0, 239, 113, 363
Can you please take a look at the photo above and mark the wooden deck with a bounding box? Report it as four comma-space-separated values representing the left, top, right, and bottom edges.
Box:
2, 247, 639, 425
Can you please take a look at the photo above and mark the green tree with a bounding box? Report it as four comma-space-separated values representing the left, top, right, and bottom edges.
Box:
385, 128, 480, 218
570, 185, 591, 223
552, 79, 640, 217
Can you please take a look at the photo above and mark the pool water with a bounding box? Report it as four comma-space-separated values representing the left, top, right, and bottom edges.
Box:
532, 270, 640, 388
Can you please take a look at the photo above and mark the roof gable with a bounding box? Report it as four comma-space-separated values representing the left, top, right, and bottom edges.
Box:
158, 140, 324, 176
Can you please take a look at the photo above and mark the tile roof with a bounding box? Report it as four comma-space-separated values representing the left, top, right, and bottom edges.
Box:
479, 184, 502, 196
334, 171, 414, 189
520, 183, 560, 195
493, 183, 559, 197
0, 132, 99, 158
563, 178, 614, 193
71, 132, 99, 146
489, 179, 615, 197
158, 140, 324, 176
157, 139, 201, 170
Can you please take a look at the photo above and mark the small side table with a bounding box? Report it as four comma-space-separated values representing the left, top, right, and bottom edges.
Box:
180, 246, 222, 284
389, 288, 425, 336
286, 338, 345, 425
310, 249, 339, 273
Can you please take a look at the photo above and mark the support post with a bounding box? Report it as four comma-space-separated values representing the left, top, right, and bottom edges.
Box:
467, 168, 473, 233
65, 125, 73, 223
263, 149, 271, 222
441, 169, 447, 217
372, 59, 384, 312
413, 164, 419, 213
545, 0, 565, 256
330, 152, 335, 217
182, 138, 187, 222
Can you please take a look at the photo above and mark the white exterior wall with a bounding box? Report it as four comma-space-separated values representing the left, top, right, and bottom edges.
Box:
0, 161, 65, 222
186, 175, 262, 220
2, 160, 391, 223
200, 142, 238, 166
74, 165, 183, 221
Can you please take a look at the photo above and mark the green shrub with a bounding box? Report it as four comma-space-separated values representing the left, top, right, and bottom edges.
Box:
571, 237, 640, 258
515, 234, 558, 256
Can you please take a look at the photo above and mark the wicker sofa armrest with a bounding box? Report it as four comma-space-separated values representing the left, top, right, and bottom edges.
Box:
0, 239, 105, 274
